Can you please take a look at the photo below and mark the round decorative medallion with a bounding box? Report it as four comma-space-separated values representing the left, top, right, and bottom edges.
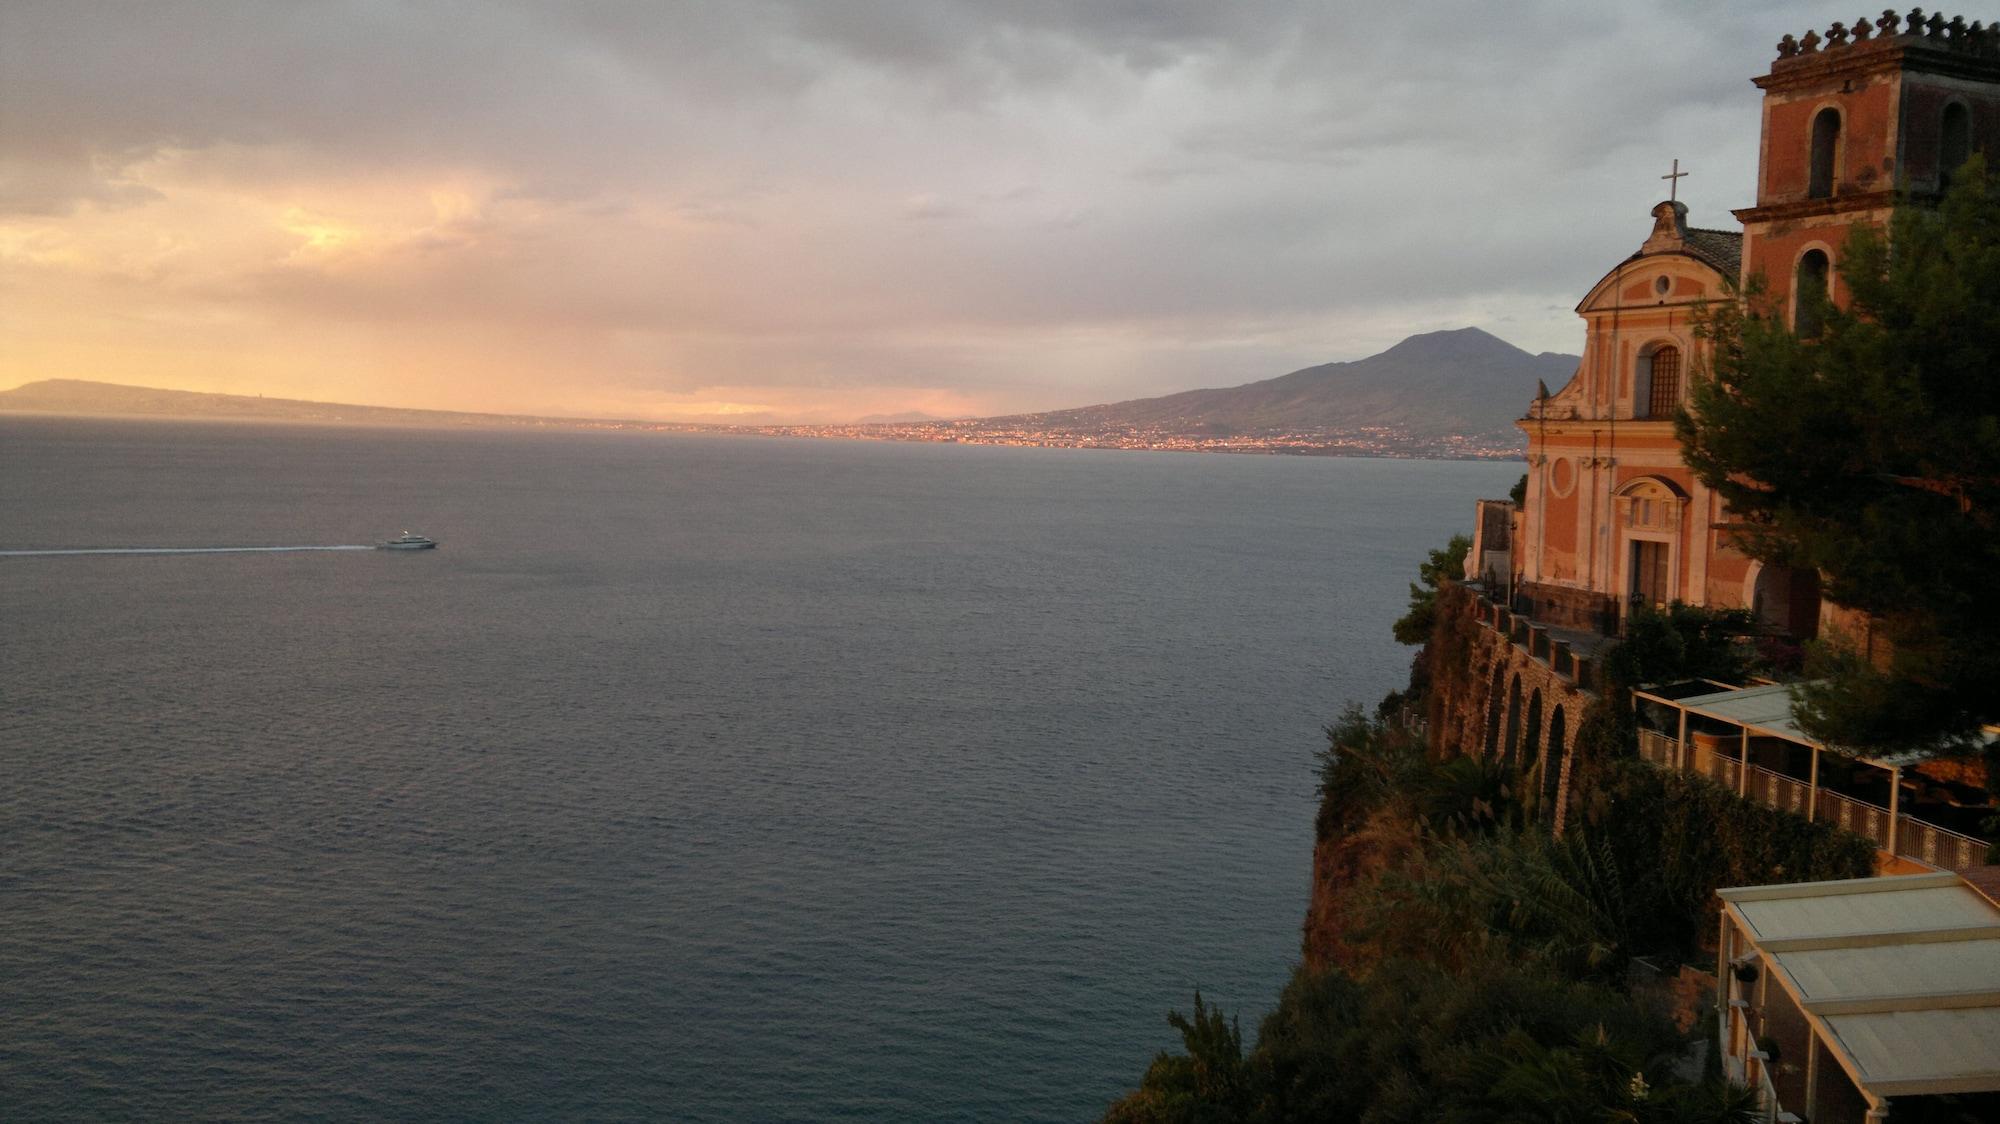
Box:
1549, 456, 1576, 497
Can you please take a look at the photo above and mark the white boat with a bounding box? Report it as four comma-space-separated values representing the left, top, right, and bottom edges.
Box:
378, 532, 436, 551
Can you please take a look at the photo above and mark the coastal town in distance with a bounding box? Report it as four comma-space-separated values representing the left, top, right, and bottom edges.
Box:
738, 416, 1518, 459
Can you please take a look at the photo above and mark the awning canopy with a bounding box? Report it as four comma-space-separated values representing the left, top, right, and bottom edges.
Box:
1661, 682, 1813, 746
1721, 872, 2000, 1098
1628, 680, 1991, 767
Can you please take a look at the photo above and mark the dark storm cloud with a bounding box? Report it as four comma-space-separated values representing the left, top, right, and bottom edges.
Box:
1, 1, 1839, 418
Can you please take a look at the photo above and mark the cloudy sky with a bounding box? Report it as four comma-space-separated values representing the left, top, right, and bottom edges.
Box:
2, 2, 1838, 423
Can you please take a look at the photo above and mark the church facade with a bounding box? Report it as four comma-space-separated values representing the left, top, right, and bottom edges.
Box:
1479, 12, 2000, 640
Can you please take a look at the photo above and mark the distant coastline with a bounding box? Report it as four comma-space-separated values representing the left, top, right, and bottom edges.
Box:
1, 379, 1527, 460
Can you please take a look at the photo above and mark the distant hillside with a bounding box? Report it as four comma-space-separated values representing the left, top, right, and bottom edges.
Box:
0, 379, 686, 432
3, 327, 1578, 457
995, 328, 1578, 439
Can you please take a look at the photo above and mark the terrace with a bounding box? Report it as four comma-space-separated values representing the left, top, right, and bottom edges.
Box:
1633, 681, 1994, 873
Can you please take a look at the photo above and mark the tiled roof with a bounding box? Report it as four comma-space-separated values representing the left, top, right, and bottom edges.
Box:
1683, 227, 1743, 277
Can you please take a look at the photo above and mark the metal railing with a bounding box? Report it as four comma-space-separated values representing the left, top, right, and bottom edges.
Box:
1637, 729, 1675, 767
1813, 785, 1894, 852
1899, 812, 1987, 870
1700, 749, 1737, 788
1634, 733, 1990, 870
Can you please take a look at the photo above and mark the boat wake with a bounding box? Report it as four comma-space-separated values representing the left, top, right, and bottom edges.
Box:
0, 545, 377, 557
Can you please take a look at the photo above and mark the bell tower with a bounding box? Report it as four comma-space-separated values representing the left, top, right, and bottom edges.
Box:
1735, 10, 2000, 328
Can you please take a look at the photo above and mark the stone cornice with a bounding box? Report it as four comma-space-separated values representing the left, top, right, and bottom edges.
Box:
1758, 40, 2000, 90
1514, 418, 1680, 437
1759, 13, 2000, 89
1733, 190, 1900, 225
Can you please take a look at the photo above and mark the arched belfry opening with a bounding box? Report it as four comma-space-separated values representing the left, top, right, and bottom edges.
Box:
1942, 102, 1971, 189
1796, 249, 1831, 337
1809, 107, 1841, 199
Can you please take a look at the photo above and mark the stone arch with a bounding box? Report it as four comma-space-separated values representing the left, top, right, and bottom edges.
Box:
1483, 658, 1507, 757
1542, 705, 1568, 812
1520, 689, 1545, 781
1750, 562, 1823, 640
1612, 474, 1689, 504
1502, 674, 1524, 768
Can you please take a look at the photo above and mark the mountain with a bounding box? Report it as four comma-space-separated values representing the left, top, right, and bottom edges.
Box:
3, 327, 1579, 457
994, 327, 1578, 440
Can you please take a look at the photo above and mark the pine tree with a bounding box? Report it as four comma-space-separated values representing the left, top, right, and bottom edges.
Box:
1678, 156, 2000, 754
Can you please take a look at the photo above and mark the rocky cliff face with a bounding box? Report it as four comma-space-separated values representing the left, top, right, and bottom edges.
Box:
1302, 830, 1377, 971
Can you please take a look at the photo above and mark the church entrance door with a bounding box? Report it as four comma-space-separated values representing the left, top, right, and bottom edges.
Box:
1630, 540, 1669, 609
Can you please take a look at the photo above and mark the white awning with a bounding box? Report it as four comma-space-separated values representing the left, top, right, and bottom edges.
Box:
1629, 681, 1995, 767
1668, 682, 1813, 745
1721, 872, 2000, 1098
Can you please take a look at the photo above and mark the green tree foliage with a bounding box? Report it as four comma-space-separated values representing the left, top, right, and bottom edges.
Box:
1108, 956, 1758, 1124
1105, 993, 1250, 1124
1574, 761, 1875, 949
1392, 534, 1471, 645
1111, 711, 1865, 1123
1509, 473, 1528, 505
1598, 605, 1751, 692
1564, 603, 1754, 787
1679, 155, 2000, 753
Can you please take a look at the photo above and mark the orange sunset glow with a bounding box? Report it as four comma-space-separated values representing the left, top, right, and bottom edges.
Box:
0, 3, 1826, 424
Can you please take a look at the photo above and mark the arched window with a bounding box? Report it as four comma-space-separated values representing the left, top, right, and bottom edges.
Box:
1941, 103, 1971, 190
1796, 250, 1831, 337
1809, 108, 1841, 199
1644, 345, 1681, 419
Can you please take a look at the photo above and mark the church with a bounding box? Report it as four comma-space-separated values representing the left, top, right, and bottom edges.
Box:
1440, 21, 2000, 1112
1437, 20, 2000, 1119
1471, 10, 2000, 642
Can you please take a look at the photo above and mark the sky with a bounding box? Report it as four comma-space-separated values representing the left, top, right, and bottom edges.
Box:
1, 1, 1842, 424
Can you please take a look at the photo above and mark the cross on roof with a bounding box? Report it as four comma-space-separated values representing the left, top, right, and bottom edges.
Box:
1662, 158, 1689, 203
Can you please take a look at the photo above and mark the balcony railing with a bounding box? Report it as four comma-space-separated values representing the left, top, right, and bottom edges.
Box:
1635, 731, 1990, 870
1637, 728, 1676, 767
1466, 585, 1597, 688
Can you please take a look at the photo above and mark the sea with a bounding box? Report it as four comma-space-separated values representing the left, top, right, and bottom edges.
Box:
0, 416, 1514, 1122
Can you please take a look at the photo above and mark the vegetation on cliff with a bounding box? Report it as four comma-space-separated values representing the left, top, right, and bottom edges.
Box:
1106, 705, 1820, 1122
1680, 155, 2000, 754
1106, 565, 1874, 1123
1390, 534, 1470, 646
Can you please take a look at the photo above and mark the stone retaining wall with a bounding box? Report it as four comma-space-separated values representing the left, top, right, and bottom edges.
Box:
1425, 584, 1596, 833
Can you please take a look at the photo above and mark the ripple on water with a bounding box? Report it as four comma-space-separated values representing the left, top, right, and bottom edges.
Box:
0, 418, 1514, 1122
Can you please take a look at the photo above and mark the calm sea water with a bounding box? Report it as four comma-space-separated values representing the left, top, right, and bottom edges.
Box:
0, 417, 1512, 1121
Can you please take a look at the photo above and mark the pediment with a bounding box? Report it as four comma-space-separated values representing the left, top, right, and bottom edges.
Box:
1576, 253, 1732, 315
